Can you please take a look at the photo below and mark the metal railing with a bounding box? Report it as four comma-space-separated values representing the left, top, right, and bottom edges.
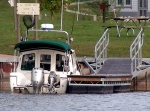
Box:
95, 29, 109, 72
25, 29, 70, 45
130, 28, 144, 75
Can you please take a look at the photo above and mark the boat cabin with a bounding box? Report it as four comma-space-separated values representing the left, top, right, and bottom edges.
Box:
14, 40, 78, 75
10, 39, 80, 94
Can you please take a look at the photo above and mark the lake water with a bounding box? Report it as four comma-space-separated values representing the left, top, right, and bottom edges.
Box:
0, 91, 150, 111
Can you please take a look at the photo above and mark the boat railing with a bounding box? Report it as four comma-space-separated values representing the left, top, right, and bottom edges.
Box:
26, 29, 70, 45
94, 28, 109, 72
130, 28, 144, 75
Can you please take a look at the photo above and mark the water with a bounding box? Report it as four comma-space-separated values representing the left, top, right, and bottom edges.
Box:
0, 91, 150, 111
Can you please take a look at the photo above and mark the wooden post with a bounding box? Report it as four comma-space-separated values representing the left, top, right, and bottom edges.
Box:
102, 9, 105, 23
114, 8, 116, 18
136, 77, 137, 90
134, 78, 136, 91
0, 63, 3, 90
134, 77, 137, 91
13, 0, 20, 42
34, 0, 38, 40
145, 72, 147, 91
100, 4, 106, 23
13, 0, 17, 30
16, 0, 21, 43
0, 63, 1, 90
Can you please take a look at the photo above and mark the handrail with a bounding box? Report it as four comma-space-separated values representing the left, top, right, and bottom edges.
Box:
94, 29, 109, 72
26, 29, 70, 45
130, 28, 144, 75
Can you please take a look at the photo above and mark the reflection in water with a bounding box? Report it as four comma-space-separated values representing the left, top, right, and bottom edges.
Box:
0, 91, 150, 111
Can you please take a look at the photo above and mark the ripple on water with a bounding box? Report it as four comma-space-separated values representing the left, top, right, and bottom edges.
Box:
0, 92, 150, 111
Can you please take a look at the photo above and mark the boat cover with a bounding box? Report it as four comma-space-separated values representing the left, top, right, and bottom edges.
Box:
14, 40, 71, 52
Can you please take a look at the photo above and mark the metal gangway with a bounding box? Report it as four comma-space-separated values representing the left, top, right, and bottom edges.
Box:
130, 29, 144, 77
83, 28, 109, 73
83, 28, 145, 77
130, 29, 150, 78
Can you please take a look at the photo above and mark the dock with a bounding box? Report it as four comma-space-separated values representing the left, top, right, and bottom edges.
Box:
0, 54, 14, 92
1, 58, 150, 92
1, 28, 150, 93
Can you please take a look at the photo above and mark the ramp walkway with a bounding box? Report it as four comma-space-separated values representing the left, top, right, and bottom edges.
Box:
98, 58, 131, 74
82, 28, 145, 78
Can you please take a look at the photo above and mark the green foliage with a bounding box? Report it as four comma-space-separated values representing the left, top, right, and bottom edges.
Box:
99, 0, 109, 4
39, 0, 71, 20
39, 0, 61, 19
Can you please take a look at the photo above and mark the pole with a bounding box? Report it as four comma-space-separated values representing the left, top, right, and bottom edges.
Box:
77, 0, 79, 21
34, 0, 38, 40
13, 0, 17, 30
17, 0, 20, 43
60, 0, 63, 30
102, 9, 105, 23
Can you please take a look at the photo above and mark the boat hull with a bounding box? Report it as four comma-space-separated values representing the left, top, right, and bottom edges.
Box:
10, 72, 68, 94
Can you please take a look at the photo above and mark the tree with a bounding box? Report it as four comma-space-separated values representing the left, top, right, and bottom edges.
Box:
39, 0, 70, 20
99, 0, 122, 18
99, 0, 109, 4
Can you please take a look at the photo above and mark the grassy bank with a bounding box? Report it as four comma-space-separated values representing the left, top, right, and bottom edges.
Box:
0, 0, 150, 58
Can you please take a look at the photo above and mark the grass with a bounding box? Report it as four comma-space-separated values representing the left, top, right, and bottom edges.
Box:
1, 0, 150, 58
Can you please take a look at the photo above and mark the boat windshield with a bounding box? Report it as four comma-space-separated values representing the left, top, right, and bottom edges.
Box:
21, 53, 35, 70
40, 54, 51, 71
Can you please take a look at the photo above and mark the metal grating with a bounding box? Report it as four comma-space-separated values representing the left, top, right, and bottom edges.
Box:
98, 58, 132, 74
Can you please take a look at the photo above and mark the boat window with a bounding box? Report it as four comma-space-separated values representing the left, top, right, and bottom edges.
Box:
21, 53, 35, 70
56, 54, 68, 72
40, 54, 51, 71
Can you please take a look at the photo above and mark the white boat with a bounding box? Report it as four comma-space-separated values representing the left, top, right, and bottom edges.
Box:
10, 29, 80, 94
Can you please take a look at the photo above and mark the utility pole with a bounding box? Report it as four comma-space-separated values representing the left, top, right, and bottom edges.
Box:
34, 0, 38, 40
